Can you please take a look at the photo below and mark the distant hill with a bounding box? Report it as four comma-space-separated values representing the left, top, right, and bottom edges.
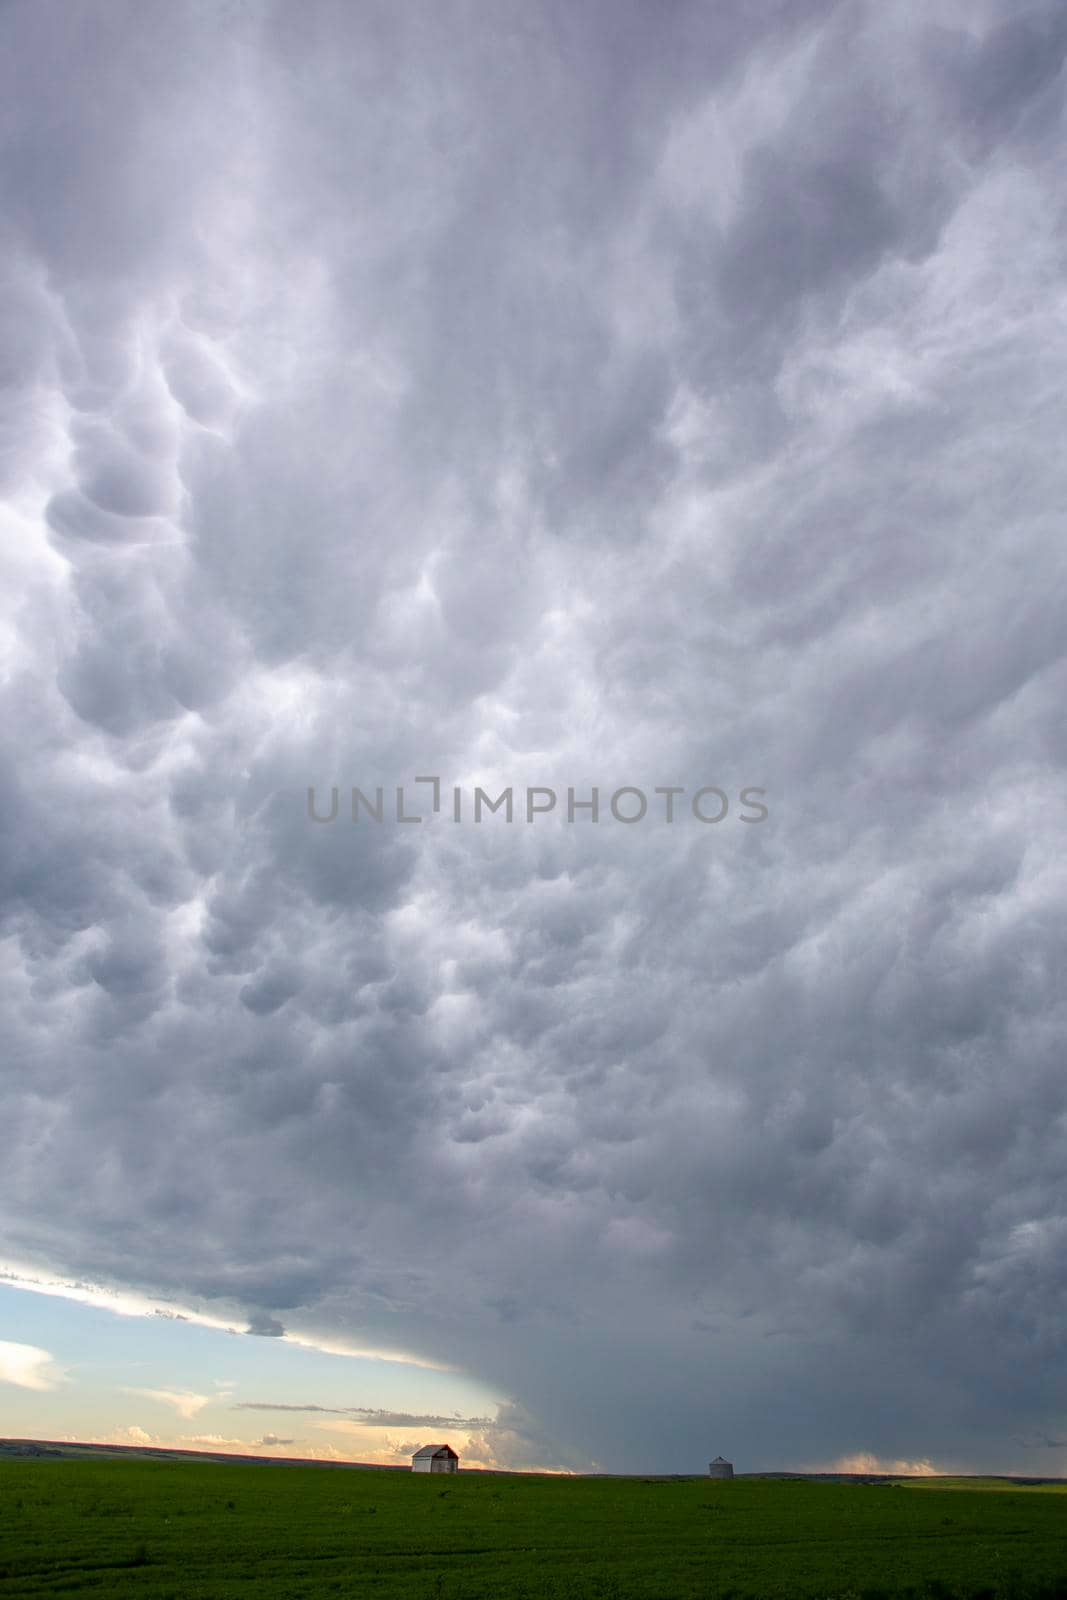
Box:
0, 1437, 409, 1471
3, 1440, 1065, 1485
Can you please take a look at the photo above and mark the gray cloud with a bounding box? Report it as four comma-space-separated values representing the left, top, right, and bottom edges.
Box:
1, 0, 1066, 1474
235, 1403, 495, 1429
245, 1312, 286, 1338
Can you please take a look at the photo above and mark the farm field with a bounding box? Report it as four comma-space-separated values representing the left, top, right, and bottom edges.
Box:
2, 1459, 1067, 1600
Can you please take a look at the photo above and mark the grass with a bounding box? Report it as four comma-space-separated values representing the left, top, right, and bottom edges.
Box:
1, 1460, 1067, 1598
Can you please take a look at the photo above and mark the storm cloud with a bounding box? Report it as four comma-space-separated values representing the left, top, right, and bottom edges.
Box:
1, 0, 1066, 1473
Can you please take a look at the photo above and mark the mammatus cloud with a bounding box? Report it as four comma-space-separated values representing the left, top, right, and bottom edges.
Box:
0, 1341, 66, 1391
1, 0, 1066, 1474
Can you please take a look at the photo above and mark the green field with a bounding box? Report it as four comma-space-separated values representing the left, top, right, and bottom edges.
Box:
2, 1459, 1067, 1600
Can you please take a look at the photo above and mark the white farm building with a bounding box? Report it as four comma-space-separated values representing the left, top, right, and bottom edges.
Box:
411, 1444, 459, 1474
708, 1456, 734, 1478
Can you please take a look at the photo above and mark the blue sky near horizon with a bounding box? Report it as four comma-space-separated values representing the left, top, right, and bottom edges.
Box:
0, 1282, 505, 1465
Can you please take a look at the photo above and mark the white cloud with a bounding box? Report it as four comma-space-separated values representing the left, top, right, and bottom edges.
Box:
123, 1387, 212, 1420
824, 1452, 941, 1477
0, 1340, 66, 1391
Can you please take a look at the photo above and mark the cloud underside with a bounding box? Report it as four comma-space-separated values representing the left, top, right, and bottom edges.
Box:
1, 0, 1066, 1472
234, 1403, 495, 1429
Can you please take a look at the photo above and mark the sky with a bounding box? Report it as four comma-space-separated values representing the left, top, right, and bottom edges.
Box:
1, 0, 1066, 1477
